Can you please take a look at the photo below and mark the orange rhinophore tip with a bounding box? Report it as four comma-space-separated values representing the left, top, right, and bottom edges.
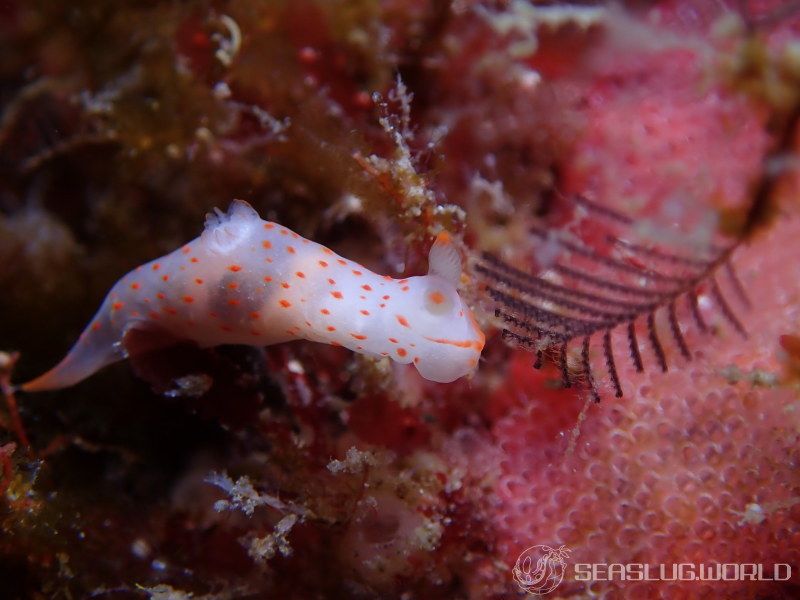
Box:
428, 231, 461, 285
436, 231, 452, 245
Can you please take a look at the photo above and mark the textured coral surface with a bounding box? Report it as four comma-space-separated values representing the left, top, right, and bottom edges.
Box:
486, 211, 800, 599
1, 1, 799, 599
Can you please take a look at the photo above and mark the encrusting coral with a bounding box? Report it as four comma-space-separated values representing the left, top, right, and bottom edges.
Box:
1, 1, 799, 598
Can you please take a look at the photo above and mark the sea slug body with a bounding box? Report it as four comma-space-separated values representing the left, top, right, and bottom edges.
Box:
20, 200, 484, 391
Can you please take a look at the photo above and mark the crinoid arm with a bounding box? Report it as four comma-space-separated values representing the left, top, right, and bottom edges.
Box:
476, 194, 750, 401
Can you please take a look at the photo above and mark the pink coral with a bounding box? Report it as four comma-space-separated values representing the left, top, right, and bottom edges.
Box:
562, 48, 769, 217
484, 209, 800, 598
469, 7, 800, 596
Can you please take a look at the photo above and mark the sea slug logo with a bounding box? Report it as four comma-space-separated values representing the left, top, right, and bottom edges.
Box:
512, 544, 571, 595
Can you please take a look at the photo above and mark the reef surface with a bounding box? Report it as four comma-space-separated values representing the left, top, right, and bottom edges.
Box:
1, 1, 799, 598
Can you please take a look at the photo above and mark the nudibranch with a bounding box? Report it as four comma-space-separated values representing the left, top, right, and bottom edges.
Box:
20, 200, 484, 392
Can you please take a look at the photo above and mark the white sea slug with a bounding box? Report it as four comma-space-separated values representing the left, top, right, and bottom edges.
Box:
20, 200, 485, 392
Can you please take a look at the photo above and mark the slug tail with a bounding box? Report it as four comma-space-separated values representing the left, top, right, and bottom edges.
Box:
19, 302, 125, 393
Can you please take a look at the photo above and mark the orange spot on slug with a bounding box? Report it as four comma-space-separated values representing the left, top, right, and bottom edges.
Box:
423, 336, 482, 350
428, 291, 445, 305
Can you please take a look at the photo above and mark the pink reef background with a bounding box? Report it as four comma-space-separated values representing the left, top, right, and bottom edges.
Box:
1, 1, 800, 599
